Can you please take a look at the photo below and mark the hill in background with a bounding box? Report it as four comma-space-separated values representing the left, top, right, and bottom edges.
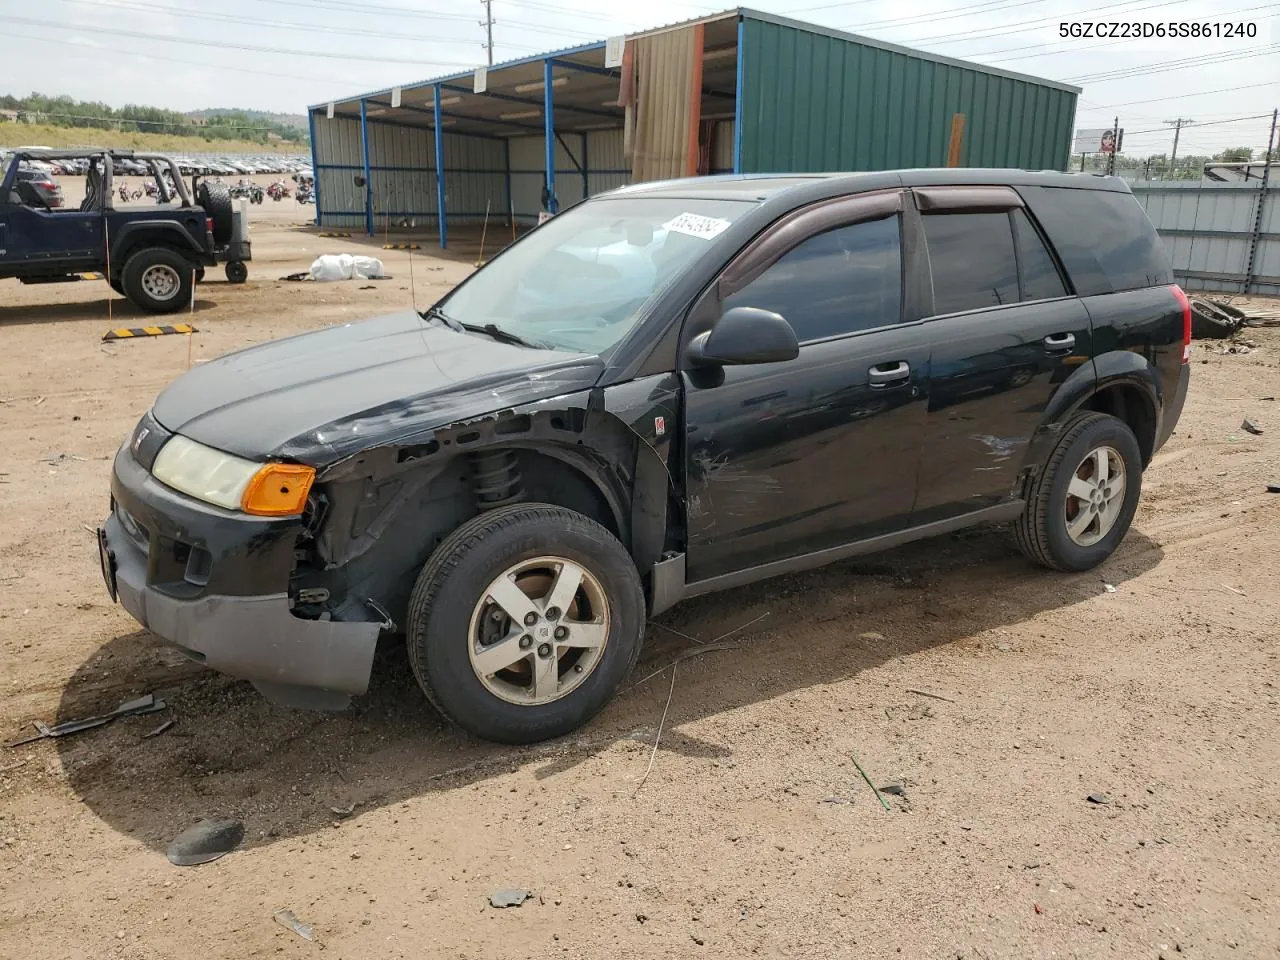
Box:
0, 93, 308, 147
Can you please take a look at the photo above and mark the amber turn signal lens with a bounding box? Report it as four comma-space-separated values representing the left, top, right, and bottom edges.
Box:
240, 463, 315, 517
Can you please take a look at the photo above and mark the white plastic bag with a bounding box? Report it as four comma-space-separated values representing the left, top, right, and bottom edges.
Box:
309, 253, 386, 281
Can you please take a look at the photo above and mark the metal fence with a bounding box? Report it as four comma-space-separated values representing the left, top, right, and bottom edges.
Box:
1131, 179, 1278, 295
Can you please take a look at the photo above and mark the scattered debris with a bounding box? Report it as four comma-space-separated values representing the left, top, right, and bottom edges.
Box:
489, 888, 531, 908
329, 802, 356, 817
857, 631, 886, 642
1190, 298, 1246, 339
905, 688, 956, 703
1034, 902, 1043, 915
879, 782, 906, 797
273, 908, 316, 941
7, 693, 166, 746
996, 642, 1013, 653
0, 758, 29, 774
167, 818, 245, 866
1267, 483, 1280, 494
357, 284, 377, 290
1103, 583, 1117, 594
1086, 793, 1110, 805
631, 612, 768, 689
1221, 584, 1246, 597
33, 395, 46, 406
279, 272, 311, 282
850, 753, 891, 812
1241, 418, 1263, 436
143, 719, 174, 739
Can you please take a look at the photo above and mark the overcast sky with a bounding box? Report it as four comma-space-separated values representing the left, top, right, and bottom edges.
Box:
3, 0, 1277, 156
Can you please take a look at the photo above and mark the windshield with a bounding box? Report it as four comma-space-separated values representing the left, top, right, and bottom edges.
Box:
438, 196, 754, 354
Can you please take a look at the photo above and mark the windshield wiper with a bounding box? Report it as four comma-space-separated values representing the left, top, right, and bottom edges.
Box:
460, 322, 548, 350
424, 306, 547, 349
421, 305, 464, 333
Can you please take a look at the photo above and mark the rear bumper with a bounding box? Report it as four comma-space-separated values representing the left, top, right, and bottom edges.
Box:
101, 444, 381, 704
1155, 363, 1191, 452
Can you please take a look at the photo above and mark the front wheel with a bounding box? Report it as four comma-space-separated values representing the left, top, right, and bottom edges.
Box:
1014, 412, 1143, 572
406, 503, 645, 744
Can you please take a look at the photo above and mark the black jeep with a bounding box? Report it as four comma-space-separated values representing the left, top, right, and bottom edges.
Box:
0, 148, 241, 313
99, 169, 1191, 744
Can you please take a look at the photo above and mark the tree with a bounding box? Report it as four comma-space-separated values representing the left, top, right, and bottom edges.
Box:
1213, 147, 1253, 162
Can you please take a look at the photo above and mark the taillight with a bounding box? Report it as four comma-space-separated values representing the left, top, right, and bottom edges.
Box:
205, 217, 214, 236
1172, 284, 1191, 363
35, 179, 54, 189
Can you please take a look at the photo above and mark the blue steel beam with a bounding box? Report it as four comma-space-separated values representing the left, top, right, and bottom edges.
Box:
359, 98, 374, 235
733, 16, 745, 175
440, 83, 619, 121
543, 59, 557, 214
434, 84, 448, 249
307, 108, 320, 226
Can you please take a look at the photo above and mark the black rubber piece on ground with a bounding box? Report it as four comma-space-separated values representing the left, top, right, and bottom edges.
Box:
1190, 298, 1244, 339
120, 247, 194, 314
406, 502, 645, 744
197, 180, 233, 245
1013, 412, 1143, 572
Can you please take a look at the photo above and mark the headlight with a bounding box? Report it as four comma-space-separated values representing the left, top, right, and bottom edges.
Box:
151, 436, 315, 516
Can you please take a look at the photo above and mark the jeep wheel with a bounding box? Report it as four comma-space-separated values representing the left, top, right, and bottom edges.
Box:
1014, 412, 1143, 572
225, 260, 248, 284
121, 247, 193, 314
406, 503, 645, 744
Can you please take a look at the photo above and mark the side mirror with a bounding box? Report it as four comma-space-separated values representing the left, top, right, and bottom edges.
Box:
687, 307, 800, 367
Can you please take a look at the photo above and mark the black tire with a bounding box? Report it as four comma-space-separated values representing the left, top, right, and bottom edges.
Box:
224, 260, 248, 284
406, 503, 645, 744
194, 266, 205, 283
1014, 412, 1143, 572
197, 180, 233, 245
121, 247, 193, 314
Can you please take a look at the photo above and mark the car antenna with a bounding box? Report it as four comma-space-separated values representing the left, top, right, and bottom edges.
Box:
408, 243, 417, 313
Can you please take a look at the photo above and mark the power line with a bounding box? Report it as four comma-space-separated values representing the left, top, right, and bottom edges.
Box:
1066, 44, 1280, 82
836, 0, 1050, 34
3, 29, 367, 88
5, 15, 482, 66
50, 0, 491, 50
902, 0, 1183, 46
1081, 81, 1280, 110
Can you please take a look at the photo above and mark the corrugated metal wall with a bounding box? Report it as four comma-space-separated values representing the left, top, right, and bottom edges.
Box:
1131, 181, 1279, 294
312, 113, 506, 229
738, 17, 1076, 173
507, 128, 630, 222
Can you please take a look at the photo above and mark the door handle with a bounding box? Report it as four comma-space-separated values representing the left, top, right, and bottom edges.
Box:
1044, 332, 1075, 351
868, 361, 910, 387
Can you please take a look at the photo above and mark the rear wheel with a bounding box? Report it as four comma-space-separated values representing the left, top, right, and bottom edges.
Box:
121, 247, 193, 314
224, 260, 248, 284
406, 503, 645, 744
1014, 412, 1143, 571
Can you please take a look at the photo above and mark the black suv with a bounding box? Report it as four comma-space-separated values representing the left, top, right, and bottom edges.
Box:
1, 148, 235, 312
98, 169, 1190, 743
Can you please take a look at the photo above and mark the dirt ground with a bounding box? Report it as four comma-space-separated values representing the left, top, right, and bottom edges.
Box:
1, 181, 1278, 960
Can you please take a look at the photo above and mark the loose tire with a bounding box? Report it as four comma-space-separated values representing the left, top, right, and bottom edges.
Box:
224, 260, 248, 284
406, 503, 645, 744
1014, 412, 1143, 572
121, 247, 193, 314
197, 180, 233, 245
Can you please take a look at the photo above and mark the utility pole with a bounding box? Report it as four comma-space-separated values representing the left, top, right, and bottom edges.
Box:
1165, 117, 1193, 171
480, 0, 494, 65
1107, 115, 1119, 176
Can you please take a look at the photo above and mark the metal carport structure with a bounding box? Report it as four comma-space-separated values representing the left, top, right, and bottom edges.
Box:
307, 8, 1077, 247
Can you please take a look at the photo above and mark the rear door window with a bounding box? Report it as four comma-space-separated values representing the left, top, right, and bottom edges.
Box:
1011, 208, 1068, 301
1017, 186, 1173, 296
922, 212, 1019, 315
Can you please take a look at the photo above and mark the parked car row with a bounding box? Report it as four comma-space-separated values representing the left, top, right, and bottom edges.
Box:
0, 149, 310, 179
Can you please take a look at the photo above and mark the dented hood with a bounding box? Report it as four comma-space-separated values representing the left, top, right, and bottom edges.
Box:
151, 310, 604, 463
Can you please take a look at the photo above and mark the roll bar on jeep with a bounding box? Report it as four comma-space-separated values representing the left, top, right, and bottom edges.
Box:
10, 148, 195, 207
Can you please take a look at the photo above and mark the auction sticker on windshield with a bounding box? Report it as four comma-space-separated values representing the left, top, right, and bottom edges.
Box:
663, 212, 732, 240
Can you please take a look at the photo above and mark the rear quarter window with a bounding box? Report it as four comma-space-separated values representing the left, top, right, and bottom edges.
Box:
1019, 185, 1173, 297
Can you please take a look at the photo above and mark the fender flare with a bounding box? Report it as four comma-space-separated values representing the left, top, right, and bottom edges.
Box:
110, 220, 203, 264
1020, 351, 1161, 478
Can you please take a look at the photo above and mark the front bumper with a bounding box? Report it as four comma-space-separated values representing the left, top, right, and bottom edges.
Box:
100, 443, 381, 707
